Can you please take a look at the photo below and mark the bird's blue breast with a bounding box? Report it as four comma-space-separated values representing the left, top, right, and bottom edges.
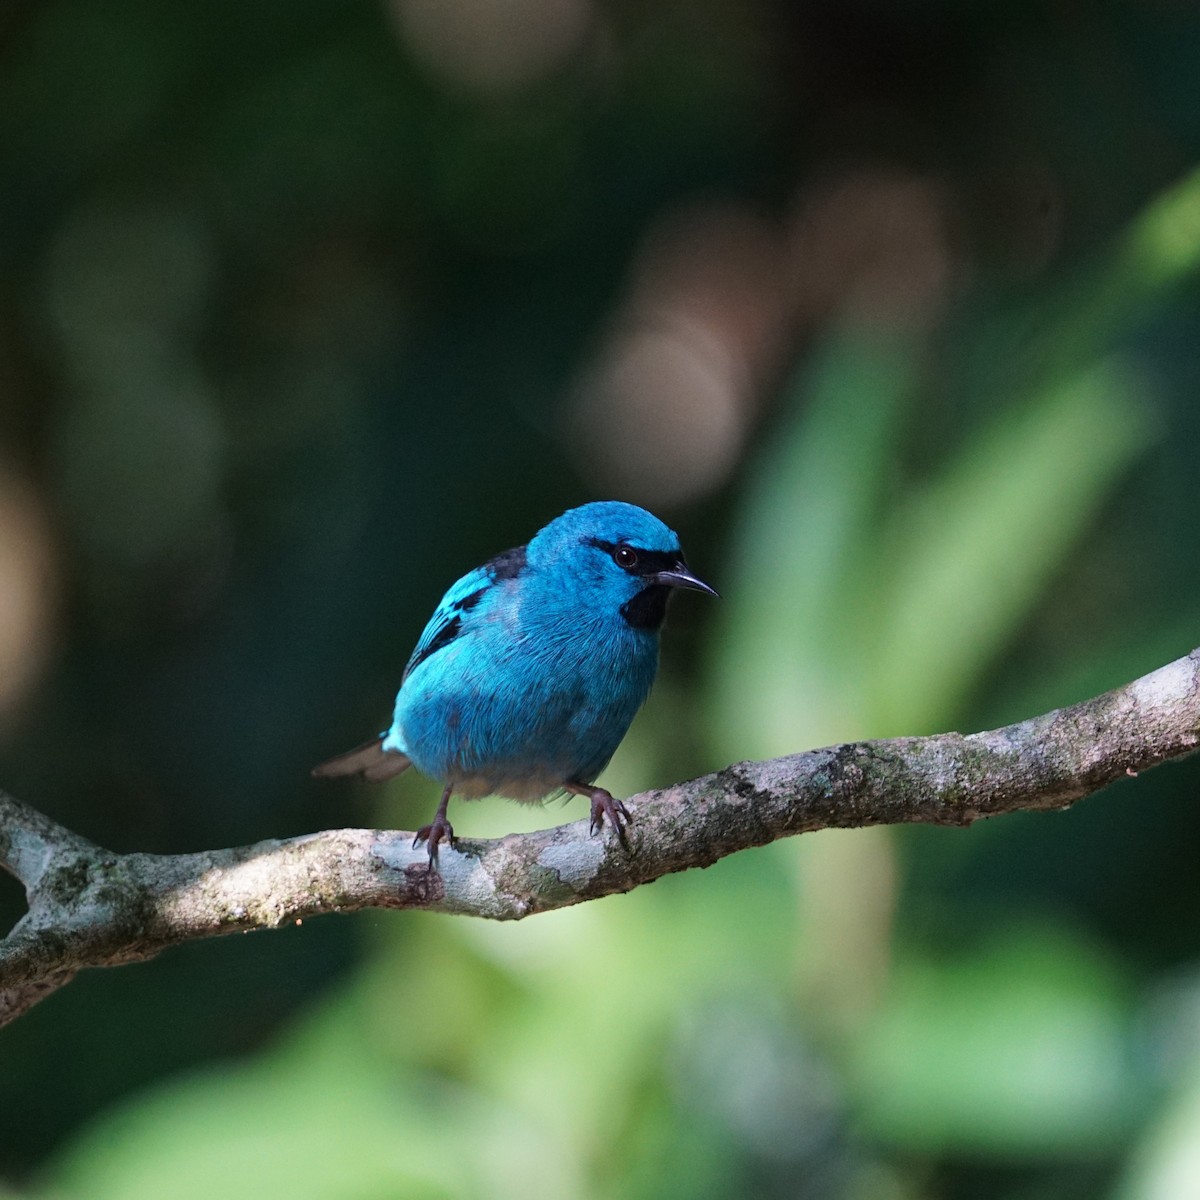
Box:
383, 572, 660, 801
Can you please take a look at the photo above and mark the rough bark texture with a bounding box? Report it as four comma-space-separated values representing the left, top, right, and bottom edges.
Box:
2, 648, 1198, 1027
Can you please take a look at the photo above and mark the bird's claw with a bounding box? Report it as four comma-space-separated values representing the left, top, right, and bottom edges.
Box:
413, 817, 456, 869
588, 789, 633, 843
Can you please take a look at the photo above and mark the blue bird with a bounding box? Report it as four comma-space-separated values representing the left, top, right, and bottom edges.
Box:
313, 501, 717, 865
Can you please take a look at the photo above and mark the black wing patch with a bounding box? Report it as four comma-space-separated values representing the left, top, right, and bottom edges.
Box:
406, 614, 463, 678
486, 545, 527, 581
454, 586, 488, 614
401, 544, 528, 681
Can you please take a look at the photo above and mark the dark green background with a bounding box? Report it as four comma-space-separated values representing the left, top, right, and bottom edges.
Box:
2, 2, 1199, 1197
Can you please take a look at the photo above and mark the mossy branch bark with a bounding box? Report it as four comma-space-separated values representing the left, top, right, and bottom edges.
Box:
2, 648, 1199, 1027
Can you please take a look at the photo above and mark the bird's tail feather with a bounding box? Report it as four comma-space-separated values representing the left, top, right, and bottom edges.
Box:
311, 736, 411, 782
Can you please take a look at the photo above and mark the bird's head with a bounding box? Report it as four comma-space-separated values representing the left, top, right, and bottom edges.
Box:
528, 501, 717, 630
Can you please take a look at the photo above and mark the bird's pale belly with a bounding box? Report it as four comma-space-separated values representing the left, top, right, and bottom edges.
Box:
444, 769, 572, 803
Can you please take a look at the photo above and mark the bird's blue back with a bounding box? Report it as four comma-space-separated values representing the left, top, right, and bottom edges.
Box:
382, 502, 683, 800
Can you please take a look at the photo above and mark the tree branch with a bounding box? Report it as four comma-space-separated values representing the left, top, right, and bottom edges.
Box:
2, 648, 1198, 1027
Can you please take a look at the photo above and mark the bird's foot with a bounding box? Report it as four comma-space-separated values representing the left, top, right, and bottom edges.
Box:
587, 787, 632, 843
413, 815, 456, 869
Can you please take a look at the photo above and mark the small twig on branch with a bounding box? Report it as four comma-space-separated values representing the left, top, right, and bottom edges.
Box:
2, 648, 1198, 1028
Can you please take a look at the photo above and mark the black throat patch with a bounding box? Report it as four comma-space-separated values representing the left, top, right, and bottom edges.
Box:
620, 585, 671, 630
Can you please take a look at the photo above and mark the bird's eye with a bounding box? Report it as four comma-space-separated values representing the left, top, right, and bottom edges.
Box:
614, 545, 638, 569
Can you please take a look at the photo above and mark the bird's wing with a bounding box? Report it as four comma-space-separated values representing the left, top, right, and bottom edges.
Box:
400, 564, 491, 682
400, 545, 527, 683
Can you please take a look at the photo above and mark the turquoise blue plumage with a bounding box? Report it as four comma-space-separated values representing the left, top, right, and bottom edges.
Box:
313, 501, 716, 865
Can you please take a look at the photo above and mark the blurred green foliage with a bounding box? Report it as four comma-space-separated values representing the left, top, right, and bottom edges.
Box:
2, 2, 1200, 1199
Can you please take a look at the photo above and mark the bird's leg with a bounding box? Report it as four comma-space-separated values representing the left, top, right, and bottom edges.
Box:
565, 782, 633, 843
413, 784, 456, 868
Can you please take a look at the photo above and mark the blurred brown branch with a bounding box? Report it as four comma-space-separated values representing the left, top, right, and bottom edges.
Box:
2, 647, 1198, 1028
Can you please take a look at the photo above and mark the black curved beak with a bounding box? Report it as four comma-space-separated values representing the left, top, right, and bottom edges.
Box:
652, 563, 719, 597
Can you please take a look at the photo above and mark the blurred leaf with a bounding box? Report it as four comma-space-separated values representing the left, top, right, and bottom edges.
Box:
708, 340, 1153, 756
44, 978, 573, 1200
869, 355, 1154, 733
851, 923, 1144, 1157
707, 325, 920, 759
1113, 1055, 1200, 1200
1047, 164, 1200, 377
